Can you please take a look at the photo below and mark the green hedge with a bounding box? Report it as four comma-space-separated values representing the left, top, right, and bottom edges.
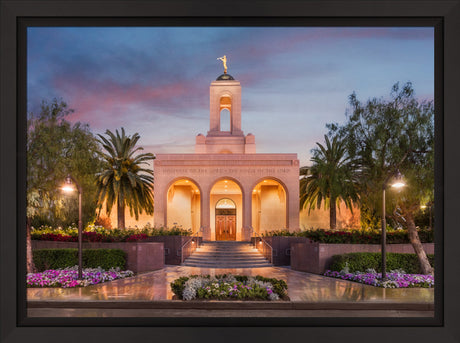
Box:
33, 249, 126, 272
263, 228, 434, 244
31, 225, 192, 241
170, 276, 190, 298
328, 252, 435, 274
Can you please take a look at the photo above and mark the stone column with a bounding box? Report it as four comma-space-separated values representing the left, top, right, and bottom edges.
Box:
242, 189, 253, 241
288, 183, 300, 230
200, 189, 211, 241
153, 182, 166, 228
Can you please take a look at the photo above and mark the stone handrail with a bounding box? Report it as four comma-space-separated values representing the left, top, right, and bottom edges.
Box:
180, 231, 200, 264
252, 231, 273, 264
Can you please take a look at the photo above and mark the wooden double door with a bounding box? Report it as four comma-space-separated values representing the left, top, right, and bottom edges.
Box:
215, 209, 236, 241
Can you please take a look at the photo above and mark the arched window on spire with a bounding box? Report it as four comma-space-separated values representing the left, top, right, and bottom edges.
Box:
220, 108, 231, 132
219, 96, 232, 132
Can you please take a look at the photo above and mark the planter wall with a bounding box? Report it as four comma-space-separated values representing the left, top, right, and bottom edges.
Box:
290, 241, 435, 274
148, 236, 201, 265
254, 236, 308, 266
32, 241, 164, 273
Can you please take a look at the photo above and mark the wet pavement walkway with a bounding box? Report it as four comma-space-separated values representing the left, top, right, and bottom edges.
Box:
27, 266, 434, 317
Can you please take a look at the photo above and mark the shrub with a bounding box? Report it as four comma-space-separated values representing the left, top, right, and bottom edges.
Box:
31, 225, 192, 242
125, 233, 149, 242
262, 229, 295, 237
328, 252, 435, 274
170, 276, 191, 299
35, 233, 77, 242
170, 274, 288, 301
33, 249, 76, 271
211, 274, 289, 295
262, 228, 434, 244
148, 226, 192, 236
94, 216, 112, 229
255, 276, 288, 297
33, 249, 126, 271
235, 275, 248, 282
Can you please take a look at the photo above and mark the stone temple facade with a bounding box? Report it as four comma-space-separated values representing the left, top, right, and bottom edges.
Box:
153, 72, 300, 241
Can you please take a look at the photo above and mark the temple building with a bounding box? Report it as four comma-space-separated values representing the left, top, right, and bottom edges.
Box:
153, 70, 300, 241
103, 64, 360, 233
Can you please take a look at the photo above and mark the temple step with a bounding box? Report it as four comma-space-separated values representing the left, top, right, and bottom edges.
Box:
182, 241, 272, 268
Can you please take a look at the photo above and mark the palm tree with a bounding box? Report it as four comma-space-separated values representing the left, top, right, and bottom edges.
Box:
300, 135, 360, 230
96, 128, 154, 229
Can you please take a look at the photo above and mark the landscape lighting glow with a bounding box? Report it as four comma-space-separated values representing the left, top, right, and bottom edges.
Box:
62, 185, 75, 192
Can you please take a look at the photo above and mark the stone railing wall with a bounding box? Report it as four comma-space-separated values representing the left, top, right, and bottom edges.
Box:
32, 241, 164, 273
290, 241, 435, 274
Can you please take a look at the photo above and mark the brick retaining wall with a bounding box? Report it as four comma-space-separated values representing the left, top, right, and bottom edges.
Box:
290, 241, 435, 274
148, 236, 201, 265
254, 236, 308, 266
32, 241, 164, 273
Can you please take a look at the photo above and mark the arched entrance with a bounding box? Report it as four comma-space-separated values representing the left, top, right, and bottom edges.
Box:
252, 179, 287, 234
166, 179, 200, 232
215, 198, 236, 240
210, 179, 242, 241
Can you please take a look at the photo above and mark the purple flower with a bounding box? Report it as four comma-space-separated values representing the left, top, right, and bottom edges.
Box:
323, 270, 434, 288
27, 267, 134, 288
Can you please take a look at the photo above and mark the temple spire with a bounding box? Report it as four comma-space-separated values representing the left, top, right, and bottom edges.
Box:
217, 55, 228, 74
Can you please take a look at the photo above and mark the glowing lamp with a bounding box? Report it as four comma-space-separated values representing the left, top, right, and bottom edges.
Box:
390, 170, 406, 189
62, 185, 75, 192
62, 175, 75, 192
391, 182, 405, 188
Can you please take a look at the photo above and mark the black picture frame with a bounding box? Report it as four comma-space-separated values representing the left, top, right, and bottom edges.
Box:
1, 0, 459, 342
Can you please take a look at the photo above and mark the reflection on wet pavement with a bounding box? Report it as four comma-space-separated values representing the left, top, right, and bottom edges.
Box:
27, 266, 434, 303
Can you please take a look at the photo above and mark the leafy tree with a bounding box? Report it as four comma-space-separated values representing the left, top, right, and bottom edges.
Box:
327, 82, 434, 274
95, 128, 154, 229
300, 135, 360, 230
27, 99, 103, 272
27, 98, 103, 228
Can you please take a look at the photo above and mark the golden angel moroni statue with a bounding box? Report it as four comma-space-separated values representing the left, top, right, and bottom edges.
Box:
217, 55, 228, 74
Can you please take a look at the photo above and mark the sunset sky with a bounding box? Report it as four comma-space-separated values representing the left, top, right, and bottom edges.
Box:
27, 27, 434, 166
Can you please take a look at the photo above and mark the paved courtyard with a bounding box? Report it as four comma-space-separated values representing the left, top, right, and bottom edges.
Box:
27, 266, 434, 317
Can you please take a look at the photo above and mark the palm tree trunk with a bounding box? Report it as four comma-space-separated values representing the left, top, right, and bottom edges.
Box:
406, 212, 433, 275
26, 217, 36, 273
330, 197, 337, 230
117, 198, 125, 229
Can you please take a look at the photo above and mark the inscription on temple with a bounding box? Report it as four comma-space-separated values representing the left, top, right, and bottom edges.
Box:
157, 167, 293, 175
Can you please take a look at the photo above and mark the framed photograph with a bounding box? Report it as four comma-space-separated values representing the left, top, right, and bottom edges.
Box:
1, 1, 459, 342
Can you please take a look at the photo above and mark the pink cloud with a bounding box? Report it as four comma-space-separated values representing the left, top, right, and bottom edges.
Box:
51, 73, 209, 127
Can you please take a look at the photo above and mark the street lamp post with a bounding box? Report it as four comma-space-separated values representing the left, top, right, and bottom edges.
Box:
62, 174, 83, 279
429, 203, 432, 230
381, 170, 405, 280
381, 183, 387, 280
421, 202, 433, 230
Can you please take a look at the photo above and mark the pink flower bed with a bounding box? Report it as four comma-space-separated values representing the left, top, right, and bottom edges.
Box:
27, 266, 134, 288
